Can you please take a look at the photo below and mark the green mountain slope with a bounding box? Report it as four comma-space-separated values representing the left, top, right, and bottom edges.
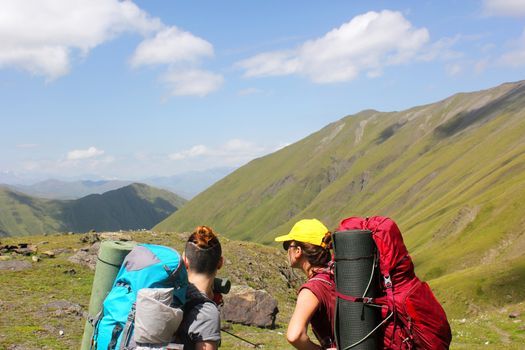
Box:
155, 81, 525, 315
0, 187, 65, 236
0, 183, 186, 236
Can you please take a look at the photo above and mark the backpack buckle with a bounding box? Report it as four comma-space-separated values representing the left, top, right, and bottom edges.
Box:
384, 275, 392, 288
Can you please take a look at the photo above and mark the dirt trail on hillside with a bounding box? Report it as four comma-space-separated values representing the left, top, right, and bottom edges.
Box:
487, 322, 511, 344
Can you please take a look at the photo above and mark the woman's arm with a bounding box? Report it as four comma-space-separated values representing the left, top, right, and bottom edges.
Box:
194, 341, 218, 350
286, 288, 322, 350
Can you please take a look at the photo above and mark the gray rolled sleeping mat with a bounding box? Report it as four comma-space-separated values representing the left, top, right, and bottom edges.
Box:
333, 230, 382, 350
133, 288, 184, 349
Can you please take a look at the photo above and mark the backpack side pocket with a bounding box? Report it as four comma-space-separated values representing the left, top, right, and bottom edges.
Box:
133, 288, 184, 345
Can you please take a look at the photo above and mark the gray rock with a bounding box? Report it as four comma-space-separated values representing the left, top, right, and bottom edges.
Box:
44, 300, 84, 318
0, 260, 32, 271
80, 232, 100, 244
100, 232, 132, 241
41, 250, 55, 258
88, 241, 101, 253
68, 250, 97, 270
67, 242, 100, 270
221, 285, 279, 328
7, 345, 42, 350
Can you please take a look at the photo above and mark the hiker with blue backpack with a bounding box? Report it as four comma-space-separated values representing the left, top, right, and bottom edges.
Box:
90, 243, 188, 350
275, 219, 337, 350
89, 225, 224, 350
175, 225, 224, 350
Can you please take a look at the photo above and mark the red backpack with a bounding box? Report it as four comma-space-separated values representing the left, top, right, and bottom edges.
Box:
336, 216, 451, 349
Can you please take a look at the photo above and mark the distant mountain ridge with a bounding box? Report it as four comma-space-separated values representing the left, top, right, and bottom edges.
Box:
155, 80, 525, 314
4, 179, 133, 200
144, 167, 236, 199
0, 183, 186, 236
1, 167, 235, 200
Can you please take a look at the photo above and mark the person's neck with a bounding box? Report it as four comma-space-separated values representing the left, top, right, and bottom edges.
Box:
189, 272, 215, 299
302, 261, 326, 279
301, 260, 316, 279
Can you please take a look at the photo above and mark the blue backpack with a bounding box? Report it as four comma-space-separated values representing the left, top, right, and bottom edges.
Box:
92, 244, 188, 350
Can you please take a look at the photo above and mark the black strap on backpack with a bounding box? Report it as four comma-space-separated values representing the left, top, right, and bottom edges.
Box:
108, 323, 123, 350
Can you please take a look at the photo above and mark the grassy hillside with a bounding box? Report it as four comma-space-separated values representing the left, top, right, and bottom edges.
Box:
0, 186, 65, 236
0, 183, 186, 236
155, 81, 525, 317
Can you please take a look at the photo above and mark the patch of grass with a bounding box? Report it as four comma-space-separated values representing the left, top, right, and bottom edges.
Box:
449, 302, 525, 349
0, 235, 93, 349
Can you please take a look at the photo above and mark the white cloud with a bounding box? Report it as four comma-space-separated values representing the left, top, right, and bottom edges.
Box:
238, 51, 300, 78
0, 0, 223, 95
483, 0, 525, 17
15, 152, 114, 178
169, 145, 209, 160
0, 0, 162, 79
8, 141, 289, 179
236, 10, 429, 83
499, 28, 525, 66
66, 146, 105, 160
223, 139, 263, 153
418, 35, 464, 62
132, 28, 223, 97
169, 139, 276, 166
162, 69, 224, 97
130, 26, 214, 67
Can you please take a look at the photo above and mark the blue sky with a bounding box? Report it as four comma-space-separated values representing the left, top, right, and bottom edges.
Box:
1, 0, 525, 182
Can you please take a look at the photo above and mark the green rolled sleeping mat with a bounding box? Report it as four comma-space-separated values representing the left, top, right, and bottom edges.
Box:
333, 230, 382, 350
80, 240, 137, 350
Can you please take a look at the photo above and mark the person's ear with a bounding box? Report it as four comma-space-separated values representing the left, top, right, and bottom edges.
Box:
217, 256, 224, 270
293, 246, 302, 258
182, 252, 190, 269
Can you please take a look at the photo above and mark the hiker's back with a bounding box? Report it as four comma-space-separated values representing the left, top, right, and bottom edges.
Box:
175, 283, 221, 350
336, 216, 451, 350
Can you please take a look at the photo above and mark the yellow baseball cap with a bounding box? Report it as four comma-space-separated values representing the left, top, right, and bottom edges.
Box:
274, 219, 329, 247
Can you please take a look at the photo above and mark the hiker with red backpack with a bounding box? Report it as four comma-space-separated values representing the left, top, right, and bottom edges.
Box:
275, 216, 451, 350
175, 225, 224, 350
275, 219, 337, 350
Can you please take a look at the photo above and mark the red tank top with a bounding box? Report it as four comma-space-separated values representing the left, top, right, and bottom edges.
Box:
299, 271, 336, 348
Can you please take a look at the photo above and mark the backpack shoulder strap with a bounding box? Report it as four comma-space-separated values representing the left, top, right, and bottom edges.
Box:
183, 291, 215, 313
